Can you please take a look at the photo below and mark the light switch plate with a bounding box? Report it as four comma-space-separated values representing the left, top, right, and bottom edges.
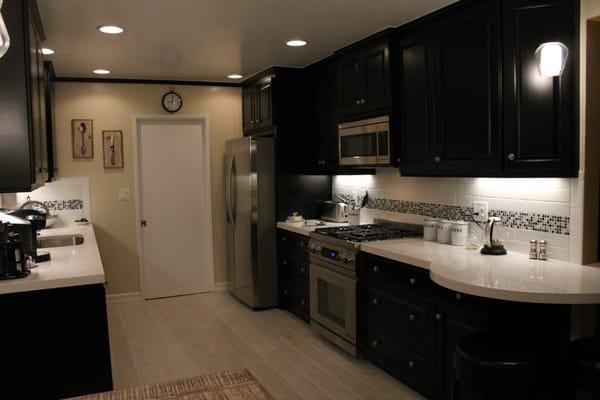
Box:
472, 201, 488, 222
118, 188, 131, 201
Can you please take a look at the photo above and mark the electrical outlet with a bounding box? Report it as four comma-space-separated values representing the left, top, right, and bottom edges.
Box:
472, 201, 488, 222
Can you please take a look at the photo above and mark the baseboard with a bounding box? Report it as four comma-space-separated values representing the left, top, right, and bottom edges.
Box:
106, 292, 143, 303
214, 281, 231, 292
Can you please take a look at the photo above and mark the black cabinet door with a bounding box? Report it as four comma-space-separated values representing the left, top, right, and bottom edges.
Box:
362, 40, 391, 114
304, 66, 325, 170
434, 300, 488, 400
338, 53, 362, 118
434, 0, 502, 176
242, 86, 256, 134
396, 28, 437, 173
322, 64, 341, 168
502, 0, 578, 176
256, 78, 273, 129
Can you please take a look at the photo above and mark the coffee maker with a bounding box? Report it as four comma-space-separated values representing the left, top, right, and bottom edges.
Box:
0, 222, 30, 280
480, 217, 507, 256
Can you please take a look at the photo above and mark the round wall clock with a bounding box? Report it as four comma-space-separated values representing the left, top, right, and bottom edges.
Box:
162, 90, 183, 113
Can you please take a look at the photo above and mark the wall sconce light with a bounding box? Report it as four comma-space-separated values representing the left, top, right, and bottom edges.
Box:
535, 41, 568, 77
0, 0, 9, 58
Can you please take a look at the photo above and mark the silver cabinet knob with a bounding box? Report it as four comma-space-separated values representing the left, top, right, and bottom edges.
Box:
408, 361, 415, 368
360, 99, 366, 104
372, 298, 379, 305
283, 289, 288, 295
300, 267, 305, 273
371, 340, 378, 347
409, 278, 417, 286
435, 313, 442, 321
507, 153, 516, 161
409, 314, 416, 321
300, 299, 305, 306
372, 266, 379, 273
300, 242, 306, 248
282, 237, 287, 241
396, 158, 402, 163
355, 100, 360, 106
455, 292, 462, 301
434, 156, 441, 162
283, 260, 287, 265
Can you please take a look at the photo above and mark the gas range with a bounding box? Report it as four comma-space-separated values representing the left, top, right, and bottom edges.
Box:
307, 221, 422, 356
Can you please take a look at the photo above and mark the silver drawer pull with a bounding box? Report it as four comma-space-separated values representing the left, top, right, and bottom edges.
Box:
408, 361, 415, 368
409, 314, 416, 321
371, 340, 378, 347
373, 266, 379, 273
372, 298, 379, 305
435, 313, 442, 321
283, 290, 288, 295
300, 267, 305, 273
455, 292, 462, 300
409, 278, 417, 286
283, 260, 287, 265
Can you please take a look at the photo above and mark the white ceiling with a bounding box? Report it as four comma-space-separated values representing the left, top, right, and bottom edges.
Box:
38, 0, 456, 82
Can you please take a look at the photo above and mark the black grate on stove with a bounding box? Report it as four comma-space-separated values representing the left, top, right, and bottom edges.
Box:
313, 224, 422, 243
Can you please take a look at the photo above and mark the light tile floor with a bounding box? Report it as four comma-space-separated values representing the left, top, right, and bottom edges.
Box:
107, 292, 426, 400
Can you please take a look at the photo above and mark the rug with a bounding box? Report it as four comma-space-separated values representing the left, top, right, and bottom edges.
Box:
71, 368, 274, 400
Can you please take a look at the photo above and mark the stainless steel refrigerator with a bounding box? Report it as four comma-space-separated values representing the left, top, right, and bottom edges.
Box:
225, 136, 277, 309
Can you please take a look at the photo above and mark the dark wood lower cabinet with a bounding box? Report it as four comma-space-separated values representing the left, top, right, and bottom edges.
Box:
361, 253, 488, 399
0, 284, 113, 399
277, 229, 310, 322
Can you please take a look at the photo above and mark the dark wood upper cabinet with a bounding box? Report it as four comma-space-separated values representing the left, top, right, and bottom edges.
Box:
395, 26, 437, 172
337, 32, 392, 121
433, 0, 502, 175
304, 61, 340, 172
242, 73, 275, 135
0, 0, 48, 193
502, 0, 578, 177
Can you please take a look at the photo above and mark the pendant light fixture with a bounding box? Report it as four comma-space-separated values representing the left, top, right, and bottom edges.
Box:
535, 42, 568, 77
0, 0, 10, 58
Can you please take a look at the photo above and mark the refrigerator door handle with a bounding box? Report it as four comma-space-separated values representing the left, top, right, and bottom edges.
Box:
225, 154, 234, 225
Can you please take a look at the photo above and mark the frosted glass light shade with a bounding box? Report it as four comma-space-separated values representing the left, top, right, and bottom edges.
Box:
0, 0, 10, 58
535, 42, 568, 77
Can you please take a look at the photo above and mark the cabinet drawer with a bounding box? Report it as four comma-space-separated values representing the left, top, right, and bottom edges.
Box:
367, 288, 434, 352
365, 330, 431, 396
280, 276, 309, 321
435, 284, 489, 316
363, 254, 432, 296
278, 230, 309, 261
280, 256, 309, 281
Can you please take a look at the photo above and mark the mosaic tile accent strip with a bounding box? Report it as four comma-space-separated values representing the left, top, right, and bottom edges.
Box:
335, 194, 570, 235
43, 199, 84, 211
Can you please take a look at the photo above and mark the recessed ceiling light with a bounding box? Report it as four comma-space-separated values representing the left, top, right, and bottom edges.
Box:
227, 74, 243, 79
98, 25, 124, 34
286, 39, 308, 47
93, 69, 111, 75
41, 48, 55, 55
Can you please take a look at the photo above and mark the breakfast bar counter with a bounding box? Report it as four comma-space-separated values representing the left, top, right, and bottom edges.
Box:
361, 238, 600, 304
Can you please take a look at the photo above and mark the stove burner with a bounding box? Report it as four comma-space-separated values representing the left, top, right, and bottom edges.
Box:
314, 224, 422, 243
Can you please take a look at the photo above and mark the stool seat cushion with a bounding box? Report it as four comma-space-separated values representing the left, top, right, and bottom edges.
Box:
454, 333, 545, 387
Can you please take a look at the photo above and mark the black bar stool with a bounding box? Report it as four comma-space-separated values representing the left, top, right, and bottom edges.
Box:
568, 338, 600, 400
452, 333, 554, 400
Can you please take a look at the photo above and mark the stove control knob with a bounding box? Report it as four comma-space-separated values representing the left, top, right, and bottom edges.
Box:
314, 245, 322, 253
345, 255, 354, 263
308, 244, 316, 253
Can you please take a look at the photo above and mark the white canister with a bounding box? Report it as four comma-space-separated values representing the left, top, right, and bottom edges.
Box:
437, 220, 452, 244
423, 218, 438, 241
451, 221, 469, 246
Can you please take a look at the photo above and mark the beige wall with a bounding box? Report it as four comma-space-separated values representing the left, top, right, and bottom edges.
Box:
53, 82, 242, 295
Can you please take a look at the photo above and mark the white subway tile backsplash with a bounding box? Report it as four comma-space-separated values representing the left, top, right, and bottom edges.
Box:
333, 172, 578, 262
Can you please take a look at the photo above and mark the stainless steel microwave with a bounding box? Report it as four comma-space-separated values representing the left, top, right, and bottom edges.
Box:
338, 116, 390, 166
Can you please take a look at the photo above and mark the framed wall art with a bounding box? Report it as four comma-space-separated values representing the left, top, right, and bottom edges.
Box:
102, 130, 124, 169
72, 119, 94, 159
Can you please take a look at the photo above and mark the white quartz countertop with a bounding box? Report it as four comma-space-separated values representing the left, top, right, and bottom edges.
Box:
361, 238, 600, 304
0, 225, 105, 295
277, 221, 350, 236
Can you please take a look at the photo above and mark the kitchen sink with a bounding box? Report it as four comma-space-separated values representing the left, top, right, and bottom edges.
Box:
37, 234, 84, 248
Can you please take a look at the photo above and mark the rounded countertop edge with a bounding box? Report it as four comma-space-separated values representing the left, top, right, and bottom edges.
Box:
429, 269, 600, 304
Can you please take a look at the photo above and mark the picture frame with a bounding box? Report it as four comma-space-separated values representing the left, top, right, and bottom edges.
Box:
72, 119, 94, 159
102, 130, 124, 169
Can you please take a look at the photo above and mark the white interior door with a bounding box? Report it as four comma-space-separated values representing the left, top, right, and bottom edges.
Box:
138, 119, 213, 299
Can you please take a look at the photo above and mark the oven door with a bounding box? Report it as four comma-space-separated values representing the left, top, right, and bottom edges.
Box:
310, 263, 357, 344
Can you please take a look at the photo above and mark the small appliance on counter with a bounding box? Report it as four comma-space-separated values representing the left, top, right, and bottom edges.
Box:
0, 222, 30, 280
3, 208, 51, 263
318, 201, 348, 223
481, 217, 507, 255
